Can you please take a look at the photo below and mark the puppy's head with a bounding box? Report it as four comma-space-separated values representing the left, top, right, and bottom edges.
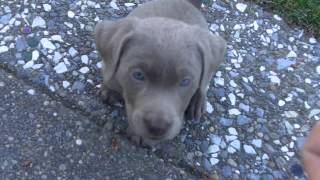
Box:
95, 17, 226, 144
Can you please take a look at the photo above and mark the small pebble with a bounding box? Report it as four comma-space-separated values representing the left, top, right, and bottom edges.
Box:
69, 47, 78, 57
68, 11, 75, 18
208, 145, 220, 154
23, 61, 34, 69
244, 145, 256, 154
32, 16, 46, 28
97, 61, 102, 68
273, 14, 282, 21
62, 81, 70, 88
228, 127, 238, 135
206, 101, 214, 113
316, 66, 320, 74
81, 55, 89, 64
230, 140, 241, 150
110, 0, 120, 10
79, 67, 90, 74
51, 35, 63, 42
309, 37, 317, 44
236, 3, 247, 12
43, 4, 52, 11
287, 51, 297, 58
0, 46, 9, 53
229, 109, 241, 115
32, 50, 39, 61
27, 89, 35, 95
75, 139, 82, 145
305, 78, 312, 84
278, 100, 285, 107
228, 93, 236, 106
210, 158, 219, 165
252, 139, 262, 148
54, 62, 68, 74
40, 38, 56, 50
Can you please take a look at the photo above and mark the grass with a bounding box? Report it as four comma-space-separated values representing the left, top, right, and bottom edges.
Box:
249, 0, 320, 37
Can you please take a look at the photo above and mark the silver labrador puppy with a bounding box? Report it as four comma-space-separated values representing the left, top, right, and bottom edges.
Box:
94, 0, 226, 146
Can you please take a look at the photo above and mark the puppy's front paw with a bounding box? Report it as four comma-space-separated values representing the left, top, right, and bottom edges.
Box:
126, 127, 143, 145
97, 86, 122, 105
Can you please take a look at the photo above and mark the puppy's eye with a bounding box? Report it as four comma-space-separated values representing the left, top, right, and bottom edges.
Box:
132, 70, 145, 81
179, 78, 190, 87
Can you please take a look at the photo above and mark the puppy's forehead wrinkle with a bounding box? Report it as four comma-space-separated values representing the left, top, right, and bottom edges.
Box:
136, 18, 197, 50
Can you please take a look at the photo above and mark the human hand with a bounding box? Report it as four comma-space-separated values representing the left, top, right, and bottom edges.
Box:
302, 122, 320, 180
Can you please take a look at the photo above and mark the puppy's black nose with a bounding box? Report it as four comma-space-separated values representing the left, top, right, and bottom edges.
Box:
143, 115, 171, 137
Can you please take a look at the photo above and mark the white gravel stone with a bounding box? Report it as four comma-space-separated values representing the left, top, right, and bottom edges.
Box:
305, 78, 312, 84
287, 50, 297, 58
284, 121, 294, 134
81, 55, 89, 64
32, 16, 46, 28
206, 101, 214, 114
32, 64, 43, 69
53, 52, 63, 64
27, 89, 35, 95
316, 66, 320, 74
43, 4, 52, 11
54, 62, 68, 74
230, 140, 241, 150
252, 139, 262, 148
284, 111, 298, 118
220, 24, 225, 31
262, 154, 269, 160
96, 61, 102, 68
253, 21, 259, 30
214, 77, 224, 86
23, 60, 34, 69
228, 127, 238, 136
273, 14, 282, 21
293, 124, 300, 129
210, 158, 219, 165
309, 37, 317, 44
79, 67, 90, 74
278, 100, 285, 107
68, 11, 75, 18
51, 35, 64, 42
268, 75, 281, 85
62, 81, 70, 88
208, 144, 220, 154
124, 3, 135, 7
75, 139, 82, 145
0, 46, 9, 53
244, 145, 256, 154
229, 80, 237, 87
32, 50, 39, 61
210, 24, 219, 32
309, 109, 320, 118
110, 0, 120, 10
233, 24, 241, 30
259, 66, 266, 71
228, 108, 241, 115
281, 146, 289, 152
228, 93, 236, 106
236, 3, 247, 12
266, 29, 273, 34
227, 146, 237, 153
68, 47, 78, 57
40, 38, 56, 50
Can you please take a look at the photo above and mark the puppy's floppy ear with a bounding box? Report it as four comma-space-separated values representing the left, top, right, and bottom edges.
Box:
94, 18, 137, 83
186, 31, 226, 121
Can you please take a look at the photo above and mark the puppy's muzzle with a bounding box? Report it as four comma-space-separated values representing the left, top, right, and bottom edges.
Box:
142, 111, 173, 138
